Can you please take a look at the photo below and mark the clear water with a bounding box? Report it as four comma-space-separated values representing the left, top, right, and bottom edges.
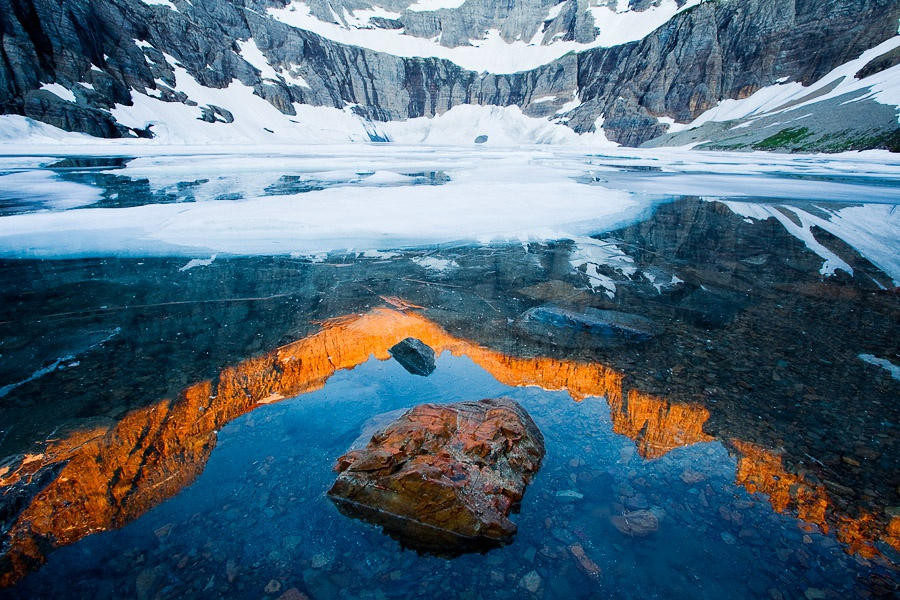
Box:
3, 354, 881, 599
0, 149, 898, 599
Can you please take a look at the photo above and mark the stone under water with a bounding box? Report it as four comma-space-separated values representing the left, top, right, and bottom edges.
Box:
327, 397, 544, 555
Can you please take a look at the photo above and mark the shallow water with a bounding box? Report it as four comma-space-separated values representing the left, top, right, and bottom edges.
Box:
3, 354, 886, 599
0, 148, 898, 599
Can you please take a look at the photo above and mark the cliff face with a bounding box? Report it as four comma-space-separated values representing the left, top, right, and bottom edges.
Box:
571, 0, 900, 144
0, 0, 897, 147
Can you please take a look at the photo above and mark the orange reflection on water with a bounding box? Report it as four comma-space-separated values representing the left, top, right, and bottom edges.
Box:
733, 440, 900, 559
1, 306, 893, 586
609, 390, 714, 459
0, 307, 636, 585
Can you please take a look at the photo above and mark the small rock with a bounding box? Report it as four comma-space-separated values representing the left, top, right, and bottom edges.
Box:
226, 559, 238, 583
519, 570, 542, 594
277, 589, 310, 600
720, 532, 736, 545
610, 510, 659, 537
680, 469, 706, 484
388, 337, 436, 376
556, 490, 584, 501
569, 543, 601, 580
264, 579, 282, 594
310, 553, 330, 569
136, 568, 157, 600
804, 588, 827, 600
153, 523, 172, 539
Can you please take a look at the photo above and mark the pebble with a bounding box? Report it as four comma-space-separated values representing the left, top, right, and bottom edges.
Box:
569, 544, 601, 580
265, 579, 282, 594
556, 490, 584, 501
277, 589, 310, 600
519, 570, 542, 594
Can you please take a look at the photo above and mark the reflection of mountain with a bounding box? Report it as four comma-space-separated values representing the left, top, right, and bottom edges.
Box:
0, 306, 896, 586
733, 440, 900, 560
609, 390, 713, 460
0, 307, 684, 585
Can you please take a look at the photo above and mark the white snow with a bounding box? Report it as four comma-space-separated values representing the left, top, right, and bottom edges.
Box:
412, 256, 458, 272
589, 0, 701, 47
676, 35, 900, 131
141, 0, 178, 10
0, 146, 654, 257
39, 83, 76, 103
407, 0, 466, 12
268, 0, 699, 74
724, 201, 900, 284
0, 171, 103, 209
179, 254, 217, 271
380, 105, 614, 145
238, 39, 282, 81
568, 236, 636, 297
858, 354, 900, 381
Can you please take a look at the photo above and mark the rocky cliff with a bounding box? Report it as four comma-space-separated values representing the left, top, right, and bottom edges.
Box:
0, 0, 898, 148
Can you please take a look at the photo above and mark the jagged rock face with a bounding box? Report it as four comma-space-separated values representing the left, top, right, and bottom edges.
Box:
571, 0, 900, 144
328, 398, 545, 555
0, 0, 897, 145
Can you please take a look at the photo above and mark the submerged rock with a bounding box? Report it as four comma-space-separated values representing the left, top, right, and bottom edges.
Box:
610, 509, 660, 537
328, 398, 544, 555
388, 337, 436, 376
521, 305, 662, 341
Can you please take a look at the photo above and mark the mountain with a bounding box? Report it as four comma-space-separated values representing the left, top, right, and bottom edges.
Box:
0, 0, 898, 149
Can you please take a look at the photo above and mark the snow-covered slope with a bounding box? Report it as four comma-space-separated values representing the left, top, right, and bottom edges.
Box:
644, 36, 900, 152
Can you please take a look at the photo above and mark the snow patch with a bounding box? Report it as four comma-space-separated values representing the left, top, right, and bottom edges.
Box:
269, 0, 700, 74
413, 256, 458, 272
679, 35, 900, 130
141, 0, 178, 9
407, 0, 466, 12
179, 254, 217, 271
724, 201, 900, 284
589, 0, 702, 47
569, 236, 636, 298
40, 83, 75, 103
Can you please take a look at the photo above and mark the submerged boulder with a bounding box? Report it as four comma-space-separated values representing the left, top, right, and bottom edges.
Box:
521, 305, 662, 342
388, 337, 436, 376
328, 398, 544, 555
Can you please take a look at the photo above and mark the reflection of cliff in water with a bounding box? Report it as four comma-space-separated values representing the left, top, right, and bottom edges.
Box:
1, 196, 898, 583
0, 307, 624, 585
2, 304, 898, 586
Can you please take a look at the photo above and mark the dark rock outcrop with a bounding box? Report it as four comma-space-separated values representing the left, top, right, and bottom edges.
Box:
0, 0, 897, 147
328, 397, 544, 555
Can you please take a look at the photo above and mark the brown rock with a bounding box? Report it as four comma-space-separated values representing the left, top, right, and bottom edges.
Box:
569, 543, 601, 580
328, 398, 544, 555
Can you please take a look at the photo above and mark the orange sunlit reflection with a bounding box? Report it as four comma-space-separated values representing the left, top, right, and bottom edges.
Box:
0, 306, 895, 585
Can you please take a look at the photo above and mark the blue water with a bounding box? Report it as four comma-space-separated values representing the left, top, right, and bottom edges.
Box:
6, 353, 877, 599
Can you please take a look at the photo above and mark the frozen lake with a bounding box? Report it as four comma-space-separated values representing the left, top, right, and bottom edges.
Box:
0, 146, 899, 599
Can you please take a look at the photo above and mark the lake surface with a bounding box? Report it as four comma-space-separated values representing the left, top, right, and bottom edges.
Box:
0, 146, 898, 599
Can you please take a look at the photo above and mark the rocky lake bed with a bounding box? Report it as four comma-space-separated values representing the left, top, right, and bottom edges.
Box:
0, 147, 898, 598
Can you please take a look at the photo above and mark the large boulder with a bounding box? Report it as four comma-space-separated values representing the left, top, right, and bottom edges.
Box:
328, 398, 544, 555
